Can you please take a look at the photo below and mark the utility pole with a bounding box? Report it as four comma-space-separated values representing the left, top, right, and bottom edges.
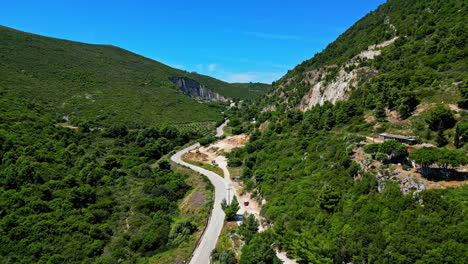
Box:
227, 185, 231, 205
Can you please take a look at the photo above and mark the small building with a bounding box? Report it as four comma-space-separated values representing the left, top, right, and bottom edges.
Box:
379, 133, 416, 144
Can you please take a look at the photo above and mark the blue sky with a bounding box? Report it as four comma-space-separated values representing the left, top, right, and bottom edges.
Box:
1, 0, 387, 83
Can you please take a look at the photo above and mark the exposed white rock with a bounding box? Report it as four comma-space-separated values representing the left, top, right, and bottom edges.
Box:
168, 77, 229, 103
354, 36, 399, 61
263, 37, 399, 112
298, 67, 377, 111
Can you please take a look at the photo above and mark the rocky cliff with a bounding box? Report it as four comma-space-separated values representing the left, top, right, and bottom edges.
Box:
264, 37, 398, 112
169, 77, 229, 103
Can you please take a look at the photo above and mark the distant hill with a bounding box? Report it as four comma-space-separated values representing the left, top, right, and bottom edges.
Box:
0, 26, 268, 127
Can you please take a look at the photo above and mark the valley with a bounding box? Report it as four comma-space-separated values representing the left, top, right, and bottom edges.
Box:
0, 0, 467, 263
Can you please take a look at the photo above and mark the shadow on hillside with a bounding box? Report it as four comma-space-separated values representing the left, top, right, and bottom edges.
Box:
418, 168, 468, 182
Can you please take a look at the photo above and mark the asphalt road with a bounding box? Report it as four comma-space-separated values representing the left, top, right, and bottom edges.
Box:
171, 141, 233, 263
216, 119, 229, 137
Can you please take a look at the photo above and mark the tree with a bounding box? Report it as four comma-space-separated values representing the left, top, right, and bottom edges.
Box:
374, 102, 387, 121
436, 129, 448, 147
219, 250, 237, 264
436, 148, 467, 179
417, 240, 468, 264
316, 185, 340, 212
212, 249, 237, 264
104, 124, 128, 138
409, 147, 438, 177
375, 152, 388, 162
221, 197, 240, 221
239, 232, 280, 264
158, 160, 171, 170
410, 147, 467, 179
168, 219, 197, 246
102, 156, 121, 171
379, 140, 400, 155
397, 92, 419, 119
454, 122, 468, 148
363, 144, 380, 154
365, 140, 408, 161
238, 214, 259, 243
425, 106, 456, 131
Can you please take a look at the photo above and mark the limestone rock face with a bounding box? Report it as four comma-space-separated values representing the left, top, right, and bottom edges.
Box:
264, 37, 398, 112
297, 66, 378, 111
169, 77, 229, 103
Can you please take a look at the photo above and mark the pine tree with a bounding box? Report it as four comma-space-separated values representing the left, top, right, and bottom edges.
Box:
436, 129, 448, 147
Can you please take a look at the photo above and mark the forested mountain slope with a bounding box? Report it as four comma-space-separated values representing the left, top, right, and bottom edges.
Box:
0, 94, 218, 263
0, 26, 242, 263
0, 26, 268, 127
264, 0, 467, 115
220, 0, 468, 263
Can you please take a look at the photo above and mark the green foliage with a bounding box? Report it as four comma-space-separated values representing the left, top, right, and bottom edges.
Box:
265, 0, 467, 121
363, 143, 380, 154
374, 102, 387, 121
221, 197, 240, 221
410, 147, 468, 179
303, 101, 360, 132
454, 122, 468, 148
239, 231, 281, 264
457, 82, 468, 109
238, 214, 259, 244
199, 136, 216, 146
231, 114, 467, 263
316, 185, 340, 212
236, 1, 468, 262
375, 152, 388, 162
211, 249, 237, 264
436, 128, 448, 147
425, 105, 456, 131
0, 96, 197, 263
0, 26, 252, 127
364, 140, 409, 162
168, 219, 197, 246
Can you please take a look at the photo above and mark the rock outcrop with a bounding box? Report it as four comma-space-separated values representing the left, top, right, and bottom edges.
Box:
297, 66, 378, 111
265, 37, 398, 112
169, 77, 229, 103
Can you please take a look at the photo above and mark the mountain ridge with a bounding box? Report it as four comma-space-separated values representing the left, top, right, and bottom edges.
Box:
264, 0, 466, 115
0, 25, 269, 127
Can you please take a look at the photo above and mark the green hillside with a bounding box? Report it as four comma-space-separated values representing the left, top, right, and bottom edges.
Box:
0, 26, 267, 127
267, 0, 466, 111
219, 0, 468, 263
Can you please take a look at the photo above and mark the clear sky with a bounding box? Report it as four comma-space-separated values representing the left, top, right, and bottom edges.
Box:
1, 0, 387, 83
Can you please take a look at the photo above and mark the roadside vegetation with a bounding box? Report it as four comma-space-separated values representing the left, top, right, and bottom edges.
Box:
0, 96, 211, 263
220, 1, 468, 258
224, 107, 467, 263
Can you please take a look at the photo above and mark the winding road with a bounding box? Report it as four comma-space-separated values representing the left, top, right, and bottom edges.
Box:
172, 119, 297, 264
216, 119, 229, 137
171, 120, 233, 264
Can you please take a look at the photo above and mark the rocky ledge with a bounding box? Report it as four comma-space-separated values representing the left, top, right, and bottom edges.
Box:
169, 77, 229, 103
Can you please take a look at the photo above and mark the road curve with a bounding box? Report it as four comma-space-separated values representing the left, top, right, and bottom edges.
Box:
216, 119, 229, 137
171, 144, 232, 264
